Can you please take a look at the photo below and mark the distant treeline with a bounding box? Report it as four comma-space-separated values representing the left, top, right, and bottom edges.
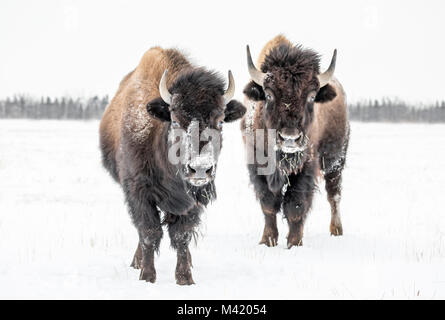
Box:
349, 99, 445, 123
1, 95, 445, 123
0, 95, 109, 120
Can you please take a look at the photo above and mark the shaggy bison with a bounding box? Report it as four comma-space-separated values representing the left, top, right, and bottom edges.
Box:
100, 46, 245, 284
241, 35, 350, 248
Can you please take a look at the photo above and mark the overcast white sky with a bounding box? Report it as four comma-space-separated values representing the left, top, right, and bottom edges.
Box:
1, 0, 444, 103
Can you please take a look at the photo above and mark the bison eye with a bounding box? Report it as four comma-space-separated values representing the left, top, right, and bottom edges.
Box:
171, 120, 180, 128
307, 92, 316, 103
264, 89, 274, 102
217, 120, 224, 129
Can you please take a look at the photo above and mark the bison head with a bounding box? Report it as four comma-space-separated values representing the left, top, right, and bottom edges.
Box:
244, 44, 337, 157
147, 68, 246, 187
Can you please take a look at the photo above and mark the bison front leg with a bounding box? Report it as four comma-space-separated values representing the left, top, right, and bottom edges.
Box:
124, 185, 163, 283
259, 204, 280, 247
137, 214, 163, 283
251, 172, 282, 247
167, 206, 201, 285
283, 163, 316, 249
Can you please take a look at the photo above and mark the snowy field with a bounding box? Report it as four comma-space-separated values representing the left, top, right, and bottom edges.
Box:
0, 119, 444, 299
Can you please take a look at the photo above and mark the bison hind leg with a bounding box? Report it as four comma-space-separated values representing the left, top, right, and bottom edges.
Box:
320, 130, 349, 237
323, 159, 346, 237
327, 187, 343, 236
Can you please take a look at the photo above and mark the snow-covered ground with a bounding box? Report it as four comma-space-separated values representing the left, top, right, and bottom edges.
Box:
0, 120, 444, 299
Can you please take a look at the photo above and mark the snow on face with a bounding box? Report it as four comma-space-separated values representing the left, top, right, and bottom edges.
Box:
244, 100, 257, 135
168, 120, 220, 177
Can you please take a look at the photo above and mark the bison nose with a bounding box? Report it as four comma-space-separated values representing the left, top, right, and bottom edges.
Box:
278, 130, 303, 142
188, 162, 214, 180
278, 129, 305, 154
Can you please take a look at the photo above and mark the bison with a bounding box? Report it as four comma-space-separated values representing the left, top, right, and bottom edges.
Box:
241, 35, 350, 248
99, 46, 246, 285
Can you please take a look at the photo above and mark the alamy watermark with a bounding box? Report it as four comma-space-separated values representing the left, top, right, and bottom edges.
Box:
167, 120, 281, 175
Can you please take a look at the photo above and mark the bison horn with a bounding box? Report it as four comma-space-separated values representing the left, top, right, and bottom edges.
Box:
247, 45, 267, 87
159, 69, 172, 105
223, 70, 235, 105
318, 49, 337, 88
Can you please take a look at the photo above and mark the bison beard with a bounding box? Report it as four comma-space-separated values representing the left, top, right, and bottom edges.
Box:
276, 132, 310, 175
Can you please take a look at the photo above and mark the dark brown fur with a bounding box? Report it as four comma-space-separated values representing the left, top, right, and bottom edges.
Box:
241, 35, 350, 248
100, 47, 245, 285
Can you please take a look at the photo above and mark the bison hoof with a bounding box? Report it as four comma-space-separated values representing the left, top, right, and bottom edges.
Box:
130, 255, 142, 269
287, 233, 303, 249
330, 223, 343, 236
176, 271, 195, 286
259, 226, 278, 247
287, 240, 303, 249
139, 268, 156, 283
259, 236, 278, 247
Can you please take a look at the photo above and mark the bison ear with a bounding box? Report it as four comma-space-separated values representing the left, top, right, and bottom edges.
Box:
243, 80, 265, 101
224, 100, 246, 122
146, 97, 171, 122
315, 84, 337, 103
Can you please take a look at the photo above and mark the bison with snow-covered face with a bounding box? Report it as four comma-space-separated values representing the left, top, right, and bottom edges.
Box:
99, 47, 245, 285
241, 35, 350, 248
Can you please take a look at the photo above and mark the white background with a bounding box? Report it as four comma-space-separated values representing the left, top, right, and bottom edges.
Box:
1, 0, 445, 103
